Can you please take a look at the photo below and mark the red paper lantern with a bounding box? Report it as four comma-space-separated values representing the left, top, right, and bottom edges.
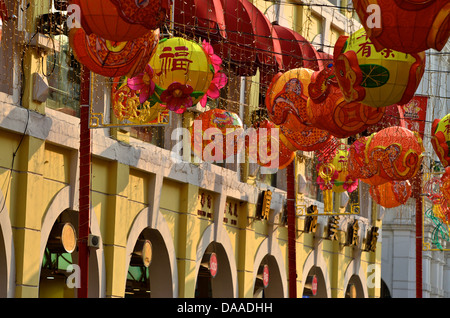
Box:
69, 27, 159, 78
191, 109, 243, 162
369, 180, 412, 208
307, 67, 386, 138
366, 126, 424, 182
247, 120, 295, 170
73, 0, 151, 42
265, 69, 331, 152
353, 0, 450, 53
110, 0, 170, 30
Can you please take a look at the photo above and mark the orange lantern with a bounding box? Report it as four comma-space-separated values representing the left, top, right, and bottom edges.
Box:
110, 0, 170, 30
353, 0, 450, 54
69, 27, 159, 78
333, 28, 426, 108
431, 113, 450, 168
191, 109, 243, 162
369, 180, 412, 208
307, 66, 386, 138
265, 69, 331, 152
72, 0, 151, 42
366, 126, 424, 182
247, 120, 295, 170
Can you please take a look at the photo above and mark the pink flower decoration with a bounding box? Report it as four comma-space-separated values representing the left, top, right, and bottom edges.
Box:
202, 40, 223, 72
160, 82, 194, 114
343, 176, 359, 193
199, 72, 228, 107
127, 64, 155, 104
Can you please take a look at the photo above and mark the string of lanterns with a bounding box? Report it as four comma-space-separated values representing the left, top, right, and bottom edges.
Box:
65, 0, 450, 242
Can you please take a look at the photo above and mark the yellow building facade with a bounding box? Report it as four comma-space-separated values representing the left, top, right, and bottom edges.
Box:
0, 0, 382, 298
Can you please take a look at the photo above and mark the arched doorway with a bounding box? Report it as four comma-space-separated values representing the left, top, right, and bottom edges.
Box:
253, 255, 284, 298
344, 275, 365, 298
303, 266, 327, 298
125, 228, 173, 298
195, 242, 233, 298
39, 210, 78, 298
0, 226, 7, 297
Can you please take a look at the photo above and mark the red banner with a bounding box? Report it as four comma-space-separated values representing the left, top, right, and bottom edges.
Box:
402, 95, 428, 140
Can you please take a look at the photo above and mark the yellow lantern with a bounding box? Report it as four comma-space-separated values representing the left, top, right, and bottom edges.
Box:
431, 113, 450, 168
333, 28, 426, 108
331, 149, 349, 193
148, 37, 215, 113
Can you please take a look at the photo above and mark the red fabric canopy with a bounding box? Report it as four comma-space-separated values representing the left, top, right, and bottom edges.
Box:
173, 0, 226, 40
172, 0, 324, 76
272, 24, 320, 71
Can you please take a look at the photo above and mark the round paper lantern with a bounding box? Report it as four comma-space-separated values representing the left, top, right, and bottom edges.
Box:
333, 28, 426, 108
307, 67, 386, 138
112, 75, 164, 124
369, 180, 412, 208
110, 0, 170, 30
69, 27, 159, 78
247, 120, 295, 170
74, 0, 151, 42
191, 109, 243, 162
431, 113, 450, 168
366, 126, 424, 182
353, 0, 450, 53
265, 69, 331, 151
148, 37, 215, 114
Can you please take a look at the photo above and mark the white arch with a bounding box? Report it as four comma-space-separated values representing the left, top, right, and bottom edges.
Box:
125, 206, 178, 298
39, 186, 106, 297
253, 237, 287, 297
302, 241, 332, 298
343, 258, 369, 298
0, 189, 15, 297
195, 223, 238, 297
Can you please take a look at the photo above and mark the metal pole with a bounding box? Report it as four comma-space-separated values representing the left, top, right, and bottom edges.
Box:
286, 160, 297, 298
78, 65, 91, 298
415, 174, 423, 298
